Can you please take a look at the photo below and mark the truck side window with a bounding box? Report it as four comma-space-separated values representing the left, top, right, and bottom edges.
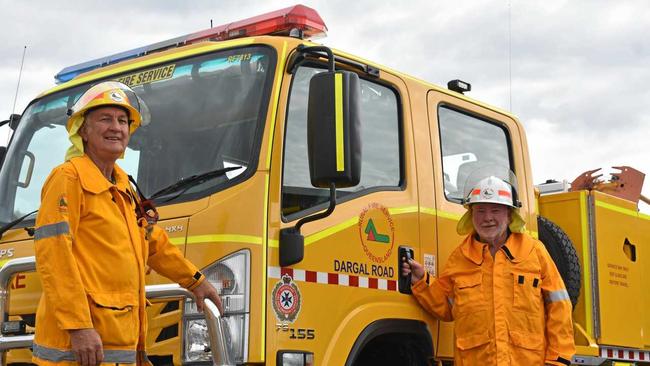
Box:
438, 106, 512, 203
282, 66, 401, 220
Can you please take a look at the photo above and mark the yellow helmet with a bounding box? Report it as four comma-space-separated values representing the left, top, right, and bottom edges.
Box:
66, 81, 146, 133
65, 81, 149, 160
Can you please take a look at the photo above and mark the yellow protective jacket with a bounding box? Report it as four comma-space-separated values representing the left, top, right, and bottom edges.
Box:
33, 155, 204, 366
412, 232, 575, 366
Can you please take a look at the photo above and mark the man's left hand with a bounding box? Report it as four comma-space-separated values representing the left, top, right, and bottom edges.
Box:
191, 280, 224, 315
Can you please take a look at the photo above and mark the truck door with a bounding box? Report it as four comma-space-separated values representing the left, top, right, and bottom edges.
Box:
426, 89, 532, 359
266, 63, 421, 365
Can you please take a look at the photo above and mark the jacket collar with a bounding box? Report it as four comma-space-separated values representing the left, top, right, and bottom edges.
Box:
460, 232, 534, 264
500, 233, 535, 263
69, 155, 130, 194
460, 234, 487, 265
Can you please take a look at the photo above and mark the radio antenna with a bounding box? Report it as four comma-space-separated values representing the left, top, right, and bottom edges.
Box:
5, 46, 26, 145
11, 46, 27, 118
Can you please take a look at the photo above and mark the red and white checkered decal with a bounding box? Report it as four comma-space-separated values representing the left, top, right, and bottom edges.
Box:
600, 346, 650, 361
268, 267, 397, 291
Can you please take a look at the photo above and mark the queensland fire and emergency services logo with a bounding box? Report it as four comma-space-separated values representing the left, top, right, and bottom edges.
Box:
481, 187, 495, 199
109, 91, 125, 102
58, 194, 68, 214
272, 275, 301, 322
359, 203, 395, 263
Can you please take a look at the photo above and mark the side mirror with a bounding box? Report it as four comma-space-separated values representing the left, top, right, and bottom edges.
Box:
0, 146, 6, 169
0, 114, 21, 130
280, 67, 362, 267
9, 114, 21, 130
307, 71, 361, 188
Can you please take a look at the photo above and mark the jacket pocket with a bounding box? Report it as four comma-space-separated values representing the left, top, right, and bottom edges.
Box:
512, 271, 542, 313
453, 271, 484, 315
457, 331, 491, 350
88, 292, 139, 348
455, 331, 492, 365
508, 329, 544, 365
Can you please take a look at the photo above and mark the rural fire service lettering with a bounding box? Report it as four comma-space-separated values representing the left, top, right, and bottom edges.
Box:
116, 64, 176, 87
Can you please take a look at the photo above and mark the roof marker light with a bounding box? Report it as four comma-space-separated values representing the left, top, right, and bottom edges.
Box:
55, 4, 327, 84
447, 79, 471, 94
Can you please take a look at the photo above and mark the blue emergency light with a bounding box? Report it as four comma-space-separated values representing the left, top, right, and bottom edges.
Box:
54, 4, 327, 84
55, 46, 149, 83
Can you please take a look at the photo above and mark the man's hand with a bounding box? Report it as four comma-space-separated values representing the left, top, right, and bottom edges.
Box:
401, 257, 425, 283
69, 328, 103, 366
191, 280, 224, 315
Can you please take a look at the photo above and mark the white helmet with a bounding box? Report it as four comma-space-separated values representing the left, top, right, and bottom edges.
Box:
456, 166, 526, 235
464, 176, 518, 207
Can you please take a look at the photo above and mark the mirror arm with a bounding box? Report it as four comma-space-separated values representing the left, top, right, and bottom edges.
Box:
293, 45, 335, 72
288, 46, 380, 77
279, 183, 337, 267
295, 183, 336, 232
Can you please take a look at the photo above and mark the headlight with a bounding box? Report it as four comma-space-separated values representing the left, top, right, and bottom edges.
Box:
183, 250, 250, 364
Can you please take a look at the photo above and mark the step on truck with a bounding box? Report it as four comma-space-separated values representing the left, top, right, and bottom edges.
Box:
0, 4, 648, 366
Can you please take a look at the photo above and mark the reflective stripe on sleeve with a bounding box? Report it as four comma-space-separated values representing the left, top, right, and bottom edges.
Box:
543, 289, 570, 303
33, 343, 136, 363
34, 221, 70, 240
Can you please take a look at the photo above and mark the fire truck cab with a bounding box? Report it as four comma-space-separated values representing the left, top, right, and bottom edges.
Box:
1, 4, 647, 366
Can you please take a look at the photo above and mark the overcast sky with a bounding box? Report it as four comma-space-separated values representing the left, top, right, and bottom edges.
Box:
1, 0, 649, 210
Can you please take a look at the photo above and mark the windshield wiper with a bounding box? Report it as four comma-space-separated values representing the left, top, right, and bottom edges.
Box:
0, 210, 38, 239
150, 166, 243, 202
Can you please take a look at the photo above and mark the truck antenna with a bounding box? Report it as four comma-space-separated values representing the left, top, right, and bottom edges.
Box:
11, 46, 27, 117
6, 45, 26, 144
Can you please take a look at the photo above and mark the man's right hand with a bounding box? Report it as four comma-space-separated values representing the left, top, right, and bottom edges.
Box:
69, 328, 103, 366
401, 257, 425, 283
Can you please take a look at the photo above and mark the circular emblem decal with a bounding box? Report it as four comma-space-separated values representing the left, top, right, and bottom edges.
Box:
272, 275, 301, 323
481, 187, 494, 199
358, 203, 395, 263
109, 91, 125, 102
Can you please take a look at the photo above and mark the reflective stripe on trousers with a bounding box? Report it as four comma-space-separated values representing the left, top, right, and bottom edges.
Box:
33, 343, 137, 363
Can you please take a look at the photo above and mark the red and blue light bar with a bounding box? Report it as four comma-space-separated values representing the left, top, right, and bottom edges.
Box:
54, 4, 327, 84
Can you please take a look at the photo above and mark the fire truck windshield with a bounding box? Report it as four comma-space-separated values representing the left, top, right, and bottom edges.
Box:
0, 45, 275, 226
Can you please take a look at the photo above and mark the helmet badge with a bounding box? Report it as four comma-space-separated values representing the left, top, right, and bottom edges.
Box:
109, 91, 125, 102
481, 187, 494, 199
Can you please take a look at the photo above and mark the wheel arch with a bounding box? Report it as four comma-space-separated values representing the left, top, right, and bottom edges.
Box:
344, 319, 434, 366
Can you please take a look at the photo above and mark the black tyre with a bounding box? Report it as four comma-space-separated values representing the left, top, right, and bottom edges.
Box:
537, 216, 581, 308
352, 334, 431, 366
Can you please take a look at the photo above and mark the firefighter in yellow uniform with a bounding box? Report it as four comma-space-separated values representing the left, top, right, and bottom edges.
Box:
33, 82, 223, 366
402, 172, 575, 366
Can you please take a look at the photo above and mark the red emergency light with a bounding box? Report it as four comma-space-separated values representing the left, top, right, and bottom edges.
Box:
187, 4, 327, 42
55, 4, 327, 83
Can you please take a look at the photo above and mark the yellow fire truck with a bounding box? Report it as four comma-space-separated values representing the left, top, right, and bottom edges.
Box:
0, 4, 647, 365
